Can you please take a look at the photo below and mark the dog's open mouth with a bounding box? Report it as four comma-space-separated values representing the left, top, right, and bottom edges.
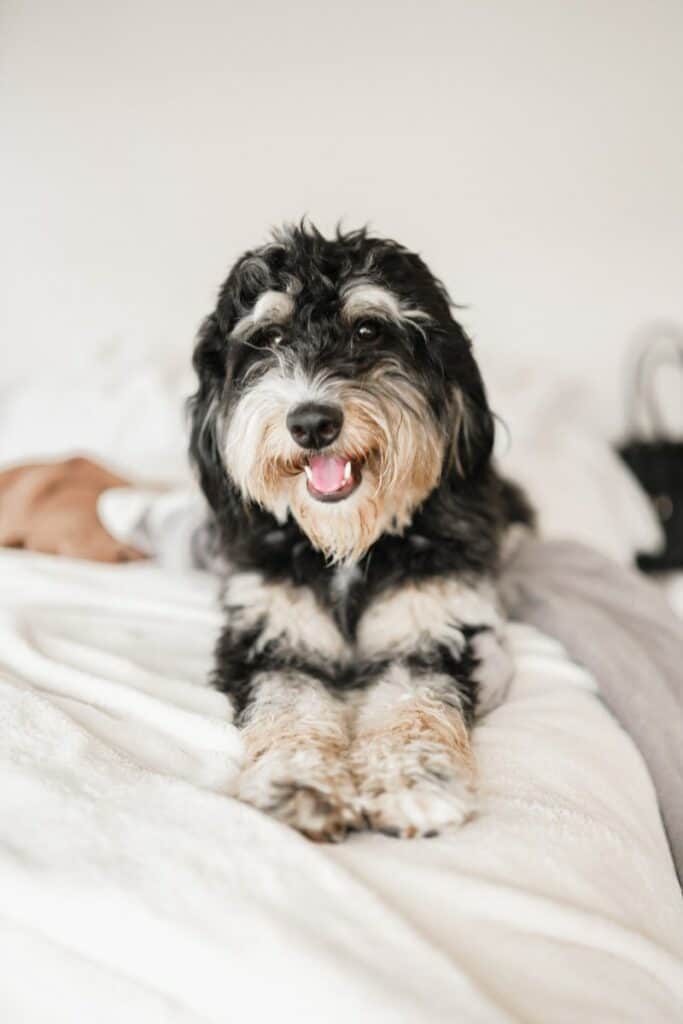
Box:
303, 455, 362, 502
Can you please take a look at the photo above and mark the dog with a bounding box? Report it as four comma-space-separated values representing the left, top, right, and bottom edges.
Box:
189, 222, 533, 840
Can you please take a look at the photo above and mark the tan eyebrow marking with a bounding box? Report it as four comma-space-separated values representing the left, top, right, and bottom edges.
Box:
232, 290, 295, 338
340, 280, 430, 327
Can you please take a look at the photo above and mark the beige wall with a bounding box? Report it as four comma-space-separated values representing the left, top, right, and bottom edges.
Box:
2, 0, 682, 429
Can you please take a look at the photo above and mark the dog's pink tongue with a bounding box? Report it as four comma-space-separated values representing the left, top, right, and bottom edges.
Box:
308, 455, 347, 494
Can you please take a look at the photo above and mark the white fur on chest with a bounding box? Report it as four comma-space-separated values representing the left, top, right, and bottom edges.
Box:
356, 576, 502, 659
223, 572, 347, 661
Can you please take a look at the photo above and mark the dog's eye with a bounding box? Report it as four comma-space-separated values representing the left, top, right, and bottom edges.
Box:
354, 319, 381, 342
261, 324, 286, 346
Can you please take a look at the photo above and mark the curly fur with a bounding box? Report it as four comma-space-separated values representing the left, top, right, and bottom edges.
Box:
189, 222, 533, 840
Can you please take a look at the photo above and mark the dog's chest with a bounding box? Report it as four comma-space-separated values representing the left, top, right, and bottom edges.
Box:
329, 564, 365, 640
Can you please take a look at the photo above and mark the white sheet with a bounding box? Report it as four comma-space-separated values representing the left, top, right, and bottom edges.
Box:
663, 572, 683, 620
1, 549, 682, 1023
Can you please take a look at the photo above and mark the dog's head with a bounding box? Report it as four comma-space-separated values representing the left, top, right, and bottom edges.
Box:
189, 223, 494, 564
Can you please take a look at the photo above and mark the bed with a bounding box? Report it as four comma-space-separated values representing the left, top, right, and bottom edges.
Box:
1, 349, 682, 1022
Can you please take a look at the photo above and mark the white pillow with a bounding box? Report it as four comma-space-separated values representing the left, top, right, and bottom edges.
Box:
0, 340, 193, 483
487, 356, 663, 564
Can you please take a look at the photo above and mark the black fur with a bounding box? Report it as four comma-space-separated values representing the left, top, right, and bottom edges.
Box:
188, 223, 533, 717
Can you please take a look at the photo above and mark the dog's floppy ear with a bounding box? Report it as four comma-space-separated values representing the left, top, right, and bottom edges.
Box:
453, 373, 495, 478
441, 317, 495, 479
188, 313, 232, 511
188, 250, 273, 515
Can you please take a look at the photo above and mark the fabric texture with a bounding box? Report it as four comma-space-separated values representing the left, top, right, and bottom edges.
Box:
98, 488, 683, 885
500, 537, 683, 885
0, 549, 682, 1021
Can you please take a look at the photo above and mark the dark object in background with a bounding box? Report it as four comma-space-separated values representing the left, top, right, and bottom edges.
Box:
618, 328, 683, 572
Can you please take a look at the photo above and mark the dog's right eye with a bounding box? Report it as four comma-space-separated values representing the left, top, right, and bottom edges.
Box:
354, 319, 382, 342
260, 325, 286, 346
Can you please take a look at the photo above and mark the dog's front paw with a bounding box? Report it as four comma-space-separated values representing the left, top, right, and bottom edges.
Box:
351, 732, 476, 838
355, 769, 475, 838
238, 749, 361, 842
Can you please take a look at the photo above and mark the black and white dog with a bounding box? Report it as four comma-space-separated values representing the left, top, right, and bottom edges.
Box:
189, 223, 532, 841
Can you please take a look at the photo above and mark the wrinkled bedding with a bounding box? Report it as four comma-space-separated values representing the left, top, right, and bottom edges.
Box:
1, 351, 681, 1020
501, 538, 683, 884
97, 486, 683, 881
1, 550, 682, 1022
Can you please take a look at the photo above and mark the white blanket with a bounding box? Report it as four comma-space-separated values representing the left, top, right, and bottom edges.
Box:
1, 550, 682, 1023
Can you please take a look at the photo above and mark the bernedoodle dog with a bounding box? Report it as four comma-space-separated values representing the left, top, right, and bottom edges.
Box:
189, 222, 532, 841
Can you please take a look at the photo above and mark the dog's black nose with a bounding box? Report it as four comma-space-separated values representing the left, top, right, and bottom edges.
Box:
286, 402, 343, 449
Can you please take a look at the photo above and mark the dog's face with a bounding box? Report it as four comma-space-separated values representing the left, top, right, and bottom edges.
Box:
190, 225, 494, 563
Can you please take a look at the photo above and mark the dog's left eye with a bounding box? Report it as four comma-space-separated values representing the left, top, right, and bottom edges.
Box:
354, 319, 381, 342
261, 324, 286, 345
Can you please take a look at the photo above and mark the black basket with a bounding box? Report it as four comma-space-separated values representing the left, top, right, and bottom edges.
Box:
617, 327, 683, 572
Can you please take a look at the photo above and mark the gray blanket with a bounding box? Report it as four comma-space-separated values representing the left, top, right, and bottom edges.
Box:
501, 538, 683, 885
99, 488, 683, 883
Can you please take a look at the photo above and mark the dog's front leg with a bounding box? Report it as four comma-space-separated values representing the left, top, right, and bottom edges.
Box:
217, 572, 360, 841
350, 577, 511, 838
